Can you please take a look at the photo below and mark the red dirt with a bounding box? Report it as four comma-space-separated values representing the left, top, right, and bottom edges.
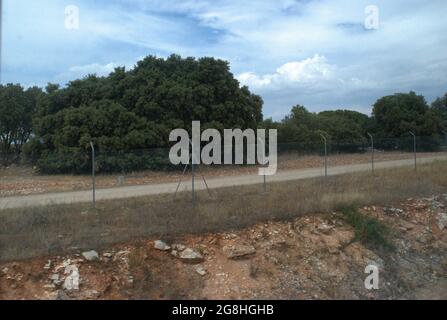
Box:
1, 195, 446, 300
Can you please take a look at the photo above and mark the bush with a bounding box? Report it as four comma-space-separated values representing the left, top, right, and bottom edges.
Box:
341, 206, 393, 250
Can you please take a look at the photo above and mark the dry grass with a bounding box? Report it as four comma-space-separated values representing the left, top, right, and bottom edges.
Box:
1, 160, 447, 262
2, 150, 446, 197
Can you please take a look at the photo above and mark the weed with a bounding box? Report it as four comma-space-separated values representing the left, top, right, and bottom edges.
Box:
340, 206, 394, 250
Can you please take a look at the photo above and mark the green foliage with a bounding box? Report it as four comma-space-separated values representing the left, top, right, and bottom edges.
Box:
27, 55, 263, 173
276, 105, 371, 153
431, 93, 447, 132
0, 84, 42, 165
372, 91, 442, 151
3, 52, 446, 174
341, 206, 393, 250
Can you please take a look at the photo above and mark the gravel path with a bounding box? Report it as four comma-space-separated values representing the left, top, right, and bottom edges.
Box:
1, 155, 446, 210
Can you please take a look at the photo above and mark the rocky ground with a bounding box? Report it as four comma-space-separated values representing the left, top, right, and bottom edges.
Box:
0, 195, 446, 300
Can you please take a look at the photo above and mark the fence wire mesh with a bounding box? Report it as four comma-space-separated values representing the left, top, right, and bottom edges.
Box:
1, 134, 447, 261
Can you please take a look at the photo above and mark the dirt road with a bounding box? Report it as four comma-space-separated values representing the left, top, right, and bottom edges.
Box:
1, 155, 446, 210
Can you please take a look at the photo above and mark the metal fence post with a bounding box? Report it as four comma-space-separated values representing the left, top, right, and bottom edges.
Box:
258, 137, 267, 193
367, 133, 374, 174
409, 131, 416, 171
320, 134, 328, 177
191, 140, 195, 204
90, 142, 96, 209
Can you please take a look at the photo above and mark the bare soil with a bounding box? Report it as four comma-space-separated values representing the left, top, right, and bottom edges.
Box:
1, 195, 446, 300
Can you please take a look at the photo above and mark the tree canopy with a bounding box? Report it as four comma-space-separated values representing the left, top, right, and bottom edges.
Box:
276, 105, 372, 152
25, 55, 263, 173
431, 93, 447, 132
372, 91, 439, 138
0, 84, 42, 165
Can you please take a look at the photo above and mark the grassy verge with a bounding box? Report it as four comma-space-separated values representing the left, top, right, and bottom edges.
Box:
1, 160, 447, 261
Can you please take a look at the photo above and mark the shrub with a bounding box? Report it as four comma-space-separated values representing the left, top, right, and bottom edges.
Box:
341, 206, 393, 250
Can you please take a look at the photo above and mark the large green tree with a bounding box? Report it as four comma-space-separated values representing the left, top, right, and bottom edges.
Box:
372, 91, 441, 150
277, 105, 371, 152
28, 55, 263, 173
0, 84, 42, 165
431, 93, 447, 132
372, 91, 439, 136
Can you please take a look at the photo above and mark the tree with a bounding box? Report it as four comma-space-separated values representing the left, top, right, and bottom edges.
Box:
319, 110, 370, 139
277, 105, 371, 153
372, 91, 441, 150
0, 84, 42, 165
431, 93, 447, 132
27, 55, 264, 173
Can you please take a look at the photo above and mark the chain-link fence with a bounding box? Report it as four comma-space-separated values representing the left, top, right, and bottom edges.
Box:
2, 134, 447, 201
1, 134, 447, 261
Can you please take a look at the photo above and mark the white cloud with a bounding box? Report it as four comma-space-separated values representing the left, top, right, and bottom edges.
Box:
238, 55, 335, 89
3, 0, 447, 119
69, 63, 118, 76
52, 63, 117, 85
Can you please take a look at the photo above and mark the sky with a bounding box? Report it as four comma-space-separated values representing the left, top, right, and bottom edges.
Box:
2, 0, 447, 120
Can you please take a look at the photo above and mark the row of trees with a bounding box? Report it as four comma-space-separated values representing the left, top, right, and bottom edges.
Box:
267, 91, 446, 153
0, 54, 446, 173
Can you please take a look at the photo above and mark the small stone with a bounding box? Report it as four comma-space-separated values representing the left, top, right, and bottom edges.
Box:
84, 289, 100, 299
126, 276, 134, 288
195, 265, 207, 276
55, 290, 71, 300
43, 284, 56, 290
82, 250, 99, 261
223, 244, 256, 259
172, 244, 186, 251
51, 276, 62, 286
437, 212, 447, 230
50, 273, 60, 282
178, 248, 204, 263
154, 240, 171, 251
384, 207, 404, 215
103, 252, 113, 258
317, 223, 333, 234
43, 260, 52, 270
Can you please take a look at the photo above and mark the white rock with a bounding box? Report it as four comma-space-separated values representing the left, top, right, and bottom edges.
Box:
50, 273, 62, 286
63, 265, 80, 291
223, 244, 256, 259
195, 265, 207, 276
43, 260, 52, 270
437, 212, 447, 230
179, 248, 204, 263
84, 289, 100, 299
50, 273, 59, 281
43, 284, 56, 290
82, 250, 99, 261
172, 244, 186, 251
317, 223, 333, 234
154, 240, 171, 251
